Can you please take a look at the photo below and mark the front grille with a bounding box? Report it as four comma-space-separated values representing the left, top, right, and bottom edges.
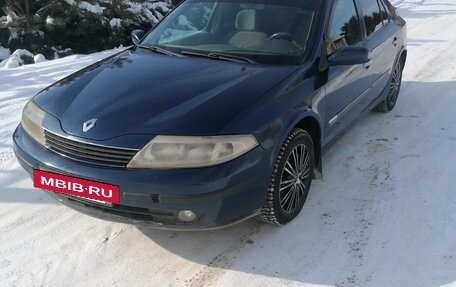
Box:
43, 130, 138, 168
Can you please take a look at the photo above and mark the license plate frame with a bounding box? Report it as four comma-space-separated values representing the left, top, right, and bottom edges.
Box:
33, 169, 120, 205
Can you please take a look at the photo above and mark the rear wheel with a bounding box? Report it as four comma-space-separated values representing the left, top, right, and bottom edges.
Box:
258, 128, 314, 225
374, 60, 403, 113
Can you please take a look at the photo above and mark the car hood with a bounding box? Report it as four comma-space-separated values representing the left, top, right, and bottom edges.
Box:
35, 48, 297, 140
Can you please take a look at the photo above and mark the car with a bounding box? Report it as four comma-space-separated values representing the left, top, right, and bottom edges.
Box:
13, 0, 407, 230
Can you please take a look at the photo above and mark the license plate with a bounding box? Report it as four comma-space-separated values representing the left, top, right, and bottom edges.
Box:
33, 170, 120, 205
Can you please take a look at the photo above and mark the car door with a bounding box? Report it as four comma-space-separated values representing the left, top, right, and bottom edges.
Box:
323, 0, 371, 144
357, 0, 400, 105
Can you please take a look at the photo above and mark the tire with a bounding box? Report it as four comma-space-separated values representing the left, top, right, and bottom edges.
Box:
374, 60, 403, 113
258, 128, 315, 225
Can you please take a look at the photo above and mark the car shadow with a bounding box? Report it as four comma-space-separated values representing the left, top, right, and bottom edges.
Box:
137, 80, 456, 287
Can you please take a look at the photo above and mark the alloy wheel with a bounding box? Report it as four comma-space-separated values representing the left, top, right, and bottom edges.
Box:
279, 144, 311, 214
387, 62, 402, 110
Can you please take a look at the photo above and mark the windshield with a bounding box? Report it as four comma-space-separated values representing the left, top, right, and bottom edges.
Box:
141, 0, 320, 65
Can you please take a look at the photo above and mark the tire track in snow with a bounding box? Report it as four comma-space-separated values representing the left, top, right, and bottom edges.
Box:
335, 138, 394, 286
399, 1, 456, 82
0, 99, 28, 166
0, 151, 15, 164
185, 223, 263, 287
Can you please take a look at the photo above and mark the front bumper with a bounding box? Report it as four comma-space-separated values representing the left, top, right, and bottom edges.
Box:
13, 125, 272, 230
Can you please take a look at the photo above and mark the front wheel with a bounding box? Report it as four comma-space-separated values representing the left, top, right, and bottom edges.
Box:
374, 60, 403, 113
258, 128, 315, 225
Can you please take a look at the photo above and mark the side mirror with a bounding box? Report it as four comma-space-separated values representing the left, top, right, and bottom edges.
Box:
131, 29, 146, 45
328, 46, 369, 66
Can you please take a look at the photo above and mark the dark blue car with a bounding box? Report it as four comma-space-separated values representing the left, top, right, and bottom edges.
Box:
13, 0, 407, 229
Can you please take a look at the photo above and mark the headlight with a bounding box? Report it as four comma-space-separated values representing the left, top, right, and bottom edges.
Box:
21, 100, 46, 145
127, 135, 259, 169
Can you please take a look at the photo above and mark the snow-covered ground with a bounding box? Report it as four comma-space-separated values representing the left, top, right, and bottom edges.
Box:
1, 0, 456, 286
0, 46, 10, 61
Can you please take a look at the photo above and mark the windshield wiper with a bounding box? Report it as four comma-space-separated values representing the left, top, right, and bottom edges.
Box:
136, 44, 181, 57
181, 50, 256, 64
225, 49, 299, 56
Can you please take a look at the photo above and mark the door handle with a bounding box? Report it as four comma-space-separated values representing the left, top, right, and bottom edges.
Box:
363, 59, 374, 69
392, 37, 398, 46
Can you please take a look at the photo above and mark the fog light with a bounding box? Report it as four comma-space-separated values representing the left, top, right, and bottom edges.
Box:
178, 210, 197, 222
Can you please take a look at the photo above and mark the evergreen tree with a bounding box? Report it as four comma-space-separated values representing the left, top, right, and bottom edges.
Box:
0, 0, 173, 58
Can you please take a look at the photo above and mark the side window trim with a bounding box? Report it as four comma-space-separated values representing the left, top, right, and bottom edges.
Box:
353, 0, 367, 39
378, 0, 391, 24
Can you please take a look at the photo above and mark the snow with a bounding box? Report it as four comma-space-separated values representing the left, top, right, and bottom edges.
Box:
65, 0, 76, 6
1, 0, 456, 286
126, 1, 142, 14
8, 49, 32, 60
2, 55, 21, 69
6, 13, 14, 24
177, 15, 197, 30
35, 30, 45, 38
125, 0, 160, 24
78, 1, 106, 14
0, 49, 35, 69
109, 18, 122, 28
8, 31, 18, 41
151, 1, 171, 13
33, 54, 46, 64
46, 16, 55, 25
51, 47, 72, 59
0, 46, 11, 61
64, 0, 106, 14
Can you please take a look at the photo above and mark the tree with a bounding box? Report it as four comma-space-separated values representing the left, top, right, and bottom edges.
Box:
24, 0, 31, 19
0, 0, 173, 58
4, 0, 34, 20
0, 0, 5, 16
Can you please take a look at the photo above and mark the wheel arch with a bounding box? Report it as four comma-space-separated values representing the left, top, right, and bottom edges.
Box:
398, 49, 407, 71
294, 116, 323, 179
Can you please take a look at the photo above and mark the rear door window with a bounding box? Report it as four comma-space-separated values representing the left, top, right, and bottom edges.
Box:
378, 0, 391, 25
359, 0, 383, 37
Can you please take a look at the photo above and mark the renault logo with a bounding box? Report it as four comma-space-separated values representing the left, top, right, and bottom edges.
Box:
82, 119, 97, 133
